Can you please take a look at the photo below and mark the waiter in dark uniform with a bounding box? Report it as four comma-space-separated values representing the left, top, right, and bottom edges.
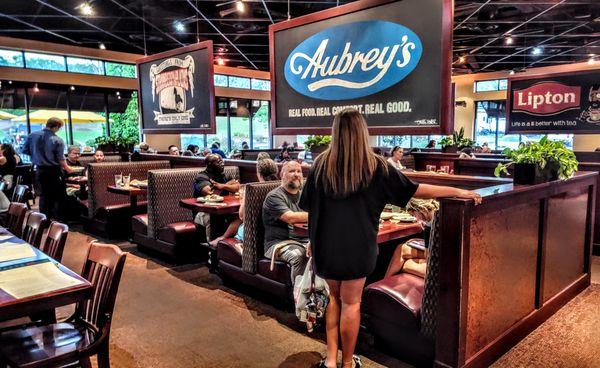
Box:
22, 117, 74, 220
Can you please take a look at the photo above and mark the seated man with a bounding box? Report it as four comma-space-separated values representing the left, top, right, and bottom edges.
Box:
262, 161, 309, 285
193, 154, 240, 241
168, 145, 180, 156
64, 145, 83, 177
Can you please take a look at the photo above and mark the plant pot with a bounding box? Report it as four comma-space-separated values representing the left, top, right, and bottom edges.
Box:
310, 145, 328, 159
98, 143, 116, 153
441, 145, 458, 153
513, 162, 560, 185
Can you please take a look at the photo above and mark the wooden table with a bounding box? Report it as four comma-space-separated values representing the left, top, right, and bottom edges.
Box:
0, 230, 92, 322
179, 196, 241, 215
293, 220, 423, 244
107, 185, 147, 214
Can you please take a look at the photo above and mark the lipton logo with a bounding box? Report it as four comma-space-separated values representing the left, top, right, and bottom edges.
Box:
513, 82, 581, 115
284, 21, 423, 101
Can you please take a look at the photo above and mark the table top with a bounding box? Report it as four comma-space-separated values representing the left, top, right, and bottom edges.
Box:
293, 221, 423, 245
107, 185, 147, 196
179, 196, 241, 215
0, 229, 92, 322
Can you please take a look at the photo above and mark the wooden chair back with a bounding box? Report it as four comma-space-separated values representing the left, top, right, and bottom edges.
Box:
40, 221, 69, 261
11, 184, 30, 205
21, 211, 48, 248
5, 202, 27, 236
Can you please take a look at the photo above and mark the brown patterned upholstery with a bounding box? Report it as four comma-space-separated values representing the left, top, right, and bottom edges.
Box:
223, 166, 240, 182
87, 161, 169, 218
146, 168, 203, 239
241, 181, 280, 273
401, 155, 416, 170
420, 211, 440, 340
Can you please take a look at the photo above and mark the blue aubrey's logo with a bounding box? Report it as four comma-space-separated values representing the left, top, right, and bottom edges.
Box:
284, 20, 423, 101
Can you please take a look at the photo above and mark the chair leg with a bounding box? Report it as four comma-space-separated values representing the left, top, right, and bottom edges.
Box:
96, 342, 110, 368
80, 356, 92, 368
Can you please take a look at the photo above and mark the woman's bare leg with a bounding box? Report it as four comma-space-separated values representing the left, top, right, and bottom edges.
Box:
324, 279, 341, 368
339, 278, 367, 368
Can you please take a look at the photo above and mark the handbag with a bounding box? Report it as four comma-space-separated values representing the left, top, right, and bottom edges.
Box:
294, 258, 329, 332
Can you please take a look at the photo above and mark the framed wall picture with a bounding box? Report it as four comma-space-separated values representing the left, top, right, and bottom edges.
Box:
269, 0, 453, 135
137, 41, 215, 134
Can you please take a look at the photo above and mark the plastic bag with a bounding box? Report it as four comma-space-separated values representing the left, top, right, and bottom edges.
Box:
294, 258, 329, 332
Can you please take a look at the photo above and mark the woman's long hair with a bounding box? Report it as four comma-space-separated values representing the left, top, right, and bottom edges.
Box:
314, 109, 387, 197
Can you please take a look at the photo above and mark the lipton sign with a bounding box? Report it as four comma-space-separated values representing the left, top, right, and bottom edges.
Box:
508, 70, 600, 134
270, 0, 453, 134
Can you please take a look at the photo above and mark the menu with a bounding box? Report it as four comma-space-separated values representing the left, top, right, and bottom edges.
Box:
0, 234, 14, 241
0, 243, 36, 263
0, 261, 85, 299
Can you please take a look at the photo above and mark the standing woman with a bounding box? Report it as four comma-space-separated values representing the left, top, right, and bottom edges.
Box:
300, 109, 481, 368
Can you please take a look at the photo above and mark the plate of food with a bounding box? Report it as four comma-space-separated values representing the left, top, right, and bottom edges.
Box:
392, 213, 417, 223
380, 212, 394, 220
130, 179, 148, 188
197, 194, 224, 203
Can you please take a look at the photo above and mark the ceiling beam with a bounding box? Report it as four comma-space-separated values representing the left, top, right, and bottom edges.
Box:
454, 0, 493, 30
33, 0, 145, 53
529, 37, 600, 67
8, 15, 280, 22
260, 0, 275, 24
185, 0, 258, 69
0, 12, 80, 44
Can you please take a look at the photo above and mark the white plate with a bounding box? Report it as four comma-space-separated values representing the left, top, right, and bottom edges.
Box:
380, 212, 394, 220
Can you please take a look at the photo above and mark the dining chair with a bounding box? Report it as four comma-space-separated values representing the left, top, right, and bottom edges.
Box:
20, 211, 48, 249
0, 241, 127, 368
4, 202, 27, 237
39, 221, 69, 262
11, 184, 30, 207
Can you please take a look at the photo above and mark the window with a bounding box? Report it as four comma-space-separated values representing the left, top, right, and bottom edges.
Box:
207, 98, 229, 150
66, 57, 104, 75
547, 134, 574, 149
181, 134, 205, 152
69, 87, 107, 147
228, 76, 250, 89
24, 52, 66, 71
0, 49, 24, 68
214, 74, 228, 87
252, 100, 270, 149
412, 136, 430, 148
251, 78, 270, 91
27, 85, 69, 145
108, 91, 140, 146
104, 62, 136, 78
229, 99, 251, 151
296, 135, 310, 148
474, 79, 508, 93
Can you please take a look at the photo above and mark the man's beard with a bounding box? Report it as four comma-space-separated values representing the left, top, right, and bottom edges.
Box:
286, 179, 302, 190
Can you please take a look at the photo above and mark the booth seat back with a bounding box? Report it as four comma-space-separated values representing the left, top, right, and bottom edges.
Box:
78, 155, 122, 167
223, 166, 240, 182
147, 168, 204, 238
241, 181, 280, 274
420, 212, 441, 340
401, 155, 416, 170
87, 161, 170, 217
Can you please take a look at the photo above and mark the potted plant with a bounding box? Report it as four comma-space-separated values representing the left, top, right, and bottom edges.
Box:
494, 136, 578, 185
93, 136, 136, 153
439, 127, 474, 153
304, 135, 331, 158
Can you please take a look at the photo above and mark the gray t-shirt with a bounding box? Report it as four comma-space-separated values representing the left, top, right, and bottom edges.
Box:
262, 186, 308, 253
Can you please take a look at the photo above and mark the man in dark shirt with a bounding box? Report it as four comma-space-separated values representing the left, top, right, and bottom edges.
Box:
64, 145, 83, 177
193, 154, 240, 241
262, 161, 309, 284
210, 142, 226, 158
22, 117, 74, 220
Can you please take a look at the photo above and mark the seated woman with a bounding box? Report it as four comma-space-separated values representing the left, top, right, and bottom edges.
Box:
387, 146, 404, 170
275, 147, 292, 163
93, 149, 105, 163
209, 158, 279, 248
0, 144, 18, 190
384, 198, 439, 279
458, 147, 476, 159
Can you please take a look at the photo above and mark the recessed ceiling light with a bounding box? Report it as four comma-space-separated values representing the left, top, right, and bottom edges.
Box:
505, 36, 513, 45
99, 43, 106, 50
217, 57, 225, 66
70, 85, 75, 91
589, 57, 596, 65
8, 80, 12, 84
236, 1, 245, 13
33, 84, 39, 93
532, 47, 542, 55
174, 21, 185, 32
116, 91, 120, 96
80, 2, 93, 16
509, 70, 515, 75
458, 56, 466, 64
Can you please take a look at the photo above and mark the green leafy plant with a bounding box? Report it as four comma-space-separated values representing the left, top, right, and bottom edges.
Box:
304, 135, 331, 151
494, 136, 578, 179
439, 127, 474, 148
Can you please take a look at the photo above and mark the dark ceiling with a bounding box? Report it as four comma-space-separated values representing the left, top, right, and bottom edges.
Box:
0, 0, 599, 74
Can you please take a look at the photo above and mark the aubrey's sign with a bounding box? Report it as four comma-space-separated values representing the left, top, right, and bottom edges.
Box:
508, 70, 600, 134
137, 42, 215, 134
270, 0, 453, 134
284, 21, 423, 101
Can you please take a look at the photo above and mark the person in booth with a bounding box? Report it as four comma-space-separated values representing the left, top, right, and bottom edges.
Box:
275, 147, 292, 163
168, 145, 180, 156
93, 149, 105, 163
64, 145, 83, 177
299, 109, 481, 368
262, 160, 309, 285
425, 139, 436, 148
387, 146, 404, 171
193, 154, 240, 241
211, 142, 226, 158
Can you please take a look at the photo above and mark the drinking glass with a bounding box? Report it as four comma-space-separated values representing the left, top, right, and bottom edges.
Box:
114, 174, 122, 187
122, 175, 131, 187
426, 165, 436, 172
440, 165, 450, 174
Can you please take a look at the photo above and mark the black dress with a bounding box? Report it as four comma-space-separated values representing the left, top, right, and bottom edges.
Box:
299, 162, 418, 280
